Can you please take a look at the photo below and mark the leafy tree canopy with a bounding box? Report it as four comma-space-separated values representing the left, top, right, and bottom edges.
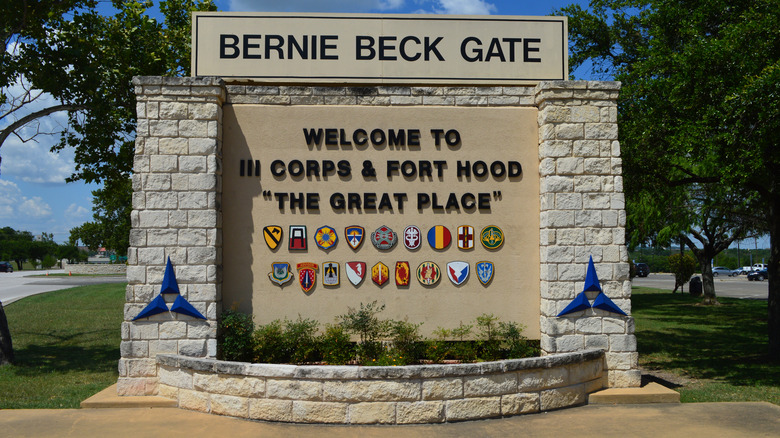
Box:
2, 0, 216, 254
559, 0, 780, 354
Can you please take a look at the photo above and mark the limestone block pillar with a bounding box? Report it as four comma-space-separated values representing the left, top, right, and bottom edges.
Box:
118, 77, 225, 396
535, 81, 641, 387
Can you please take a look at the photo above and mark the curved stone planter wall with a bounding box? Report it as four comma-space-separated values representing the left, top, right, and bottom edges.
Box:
156, 349, 604, 424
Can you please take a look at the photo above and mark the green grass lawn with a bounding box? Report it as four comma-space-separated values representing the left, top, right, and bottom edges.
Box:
0, 283, 125, 408
0, 283, 776, 408
632, 286, 780, 404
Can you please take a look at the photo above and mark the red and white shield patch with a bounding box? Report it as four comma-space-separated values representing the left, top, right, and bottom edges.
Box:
457, 225, 474, 250
345, 261, 366, 286
297, 262, 318, 292
404, 226, 421, 250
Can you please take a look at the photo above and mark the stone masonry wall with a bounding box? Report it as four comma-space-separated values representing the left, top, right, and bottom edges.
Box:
156, 350, 604, 424
119, 77, 224, 396
62, 261, 127, 275
536, 82, 640, 387
120, 77, 639, 398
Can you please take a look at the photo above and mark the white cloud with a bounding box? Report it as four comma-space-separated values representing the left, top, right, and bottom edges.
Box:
229, 0, 405, 12
18, 196, 52, 218
429, 0, 496, 14
1, 80, 76, 184
226, 0, 495, 15
0, 179, 52, 219
0, 179, 23, 218
64, 203, 90, 220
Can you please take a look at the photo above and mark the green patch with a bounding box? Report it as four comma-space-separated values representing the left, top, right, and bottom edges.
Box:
633, 287, 779, 405
0, 283, 125, 408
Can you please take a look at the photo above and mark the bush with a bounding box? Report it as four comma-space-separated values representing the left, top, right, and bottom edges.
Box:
220, 308, 537, 365
669, 252, 697, 292
388, 319, 423, 365
284, 316, 320, 364
217, 310, 255, 362
476, 313, 501, 361
319, 324, 354, 365
337, 301, 390, 363
253, 320, 286, 363
498, 321, 537, 358
41, 254, 58, 269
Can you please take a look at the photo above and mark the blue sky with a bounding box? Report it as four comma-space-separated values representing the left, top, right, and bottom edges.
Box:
0, 0, 771, 248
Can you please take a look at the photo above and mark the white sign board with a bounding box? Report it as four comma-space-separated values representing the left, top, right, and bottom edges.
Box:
192, 12, 568, 85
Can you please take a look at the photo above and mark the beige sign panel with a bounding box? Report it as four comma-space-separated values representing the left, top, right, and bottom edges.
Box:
222, 105, 540, 337
193, 12, 567, 85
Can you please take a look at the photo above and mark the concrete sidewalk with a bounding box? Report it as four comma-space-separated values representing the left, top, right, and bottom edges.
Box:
2, 402, 778, 437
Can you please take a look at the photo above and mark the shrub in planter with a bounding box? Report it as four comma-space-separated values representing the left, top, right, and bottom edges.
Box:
253, 320, 286, 363
319, 324, 354, 365
218, 310, 255, 362
498, 321, 537, 358
476, 313, 502, 361
424, 328, 452, 363
389, 319, 423, 364
284, 316, 321, 364
338, 301, 391, 363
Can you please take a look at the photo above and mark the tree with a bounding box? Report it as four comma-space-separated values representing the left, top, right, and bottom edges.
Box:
1, 0, 217, 367
559, 0, 780, 356
2, 0, 216, 253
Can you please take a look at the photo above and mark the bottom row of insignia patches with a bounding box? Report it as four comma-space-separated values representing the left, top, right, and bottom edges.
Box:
271, 261, 495, 290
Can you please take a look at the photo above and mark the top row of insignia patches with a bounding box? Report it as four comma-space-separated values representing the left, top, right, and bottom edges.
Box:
263, 225, 504, 251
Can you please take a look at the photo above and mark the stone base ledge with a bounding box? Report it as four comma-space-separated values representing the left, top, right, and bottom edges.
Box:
153, 349, 606, 424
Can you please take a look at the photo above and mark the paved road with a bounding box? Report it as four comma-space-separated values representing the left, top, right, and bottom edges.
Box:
0, 270, 126, 305
632, 272, 769, 299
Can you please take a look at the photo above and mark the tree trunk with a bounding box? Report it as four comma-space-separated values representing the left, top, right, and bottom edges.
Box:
0, 301, 13, 365
768, 194, 780, 359
700, 258, 719, 305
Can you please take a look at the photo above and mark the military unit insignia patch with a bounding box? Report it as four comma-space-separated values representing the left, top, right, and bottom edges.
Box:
322, 262, 339, 286
345, 226, 365, 250
372, 262, 389, 286
263, 226, 283, 250
416, 261, 441, 286
395, 261, 410, 286
289, 225, 307, 250
427, 225, 452, 250
403, 225, 421, 250
457, 225, 474, 250
371, 225, 398, 250
268, 262, 294, 286
297, 262, 318, 292
480, 225, 504, 250
314, 226, 338, 250
476, 261, 494, 285
345, 261, 366, 286
263, 223, 500, 289
446, 261, 470, 285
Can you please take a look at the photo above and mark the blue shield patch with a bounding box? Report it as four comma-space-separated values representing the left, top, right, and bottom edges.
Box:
345, 226, 365, 250
476, 261, 494, 285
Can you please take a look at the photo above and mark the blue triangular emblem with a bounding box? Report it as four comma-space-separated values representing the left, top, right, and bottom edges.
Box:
557, 292, 591, 316
132, 294, 169, 320
583, 255, 602, 292
160, 257, 180, 294
170, 295, 206, 320
592, 292, 627, 316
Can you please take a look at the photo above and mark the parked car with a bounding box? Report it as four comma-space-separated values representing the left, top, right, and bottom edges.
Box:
738, 266, 753, 275
0, 261, 13, 273
634, 263, 650, 277
752, 263, 768, 271
712, 266, 736, 277
747, 269, 768, 281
